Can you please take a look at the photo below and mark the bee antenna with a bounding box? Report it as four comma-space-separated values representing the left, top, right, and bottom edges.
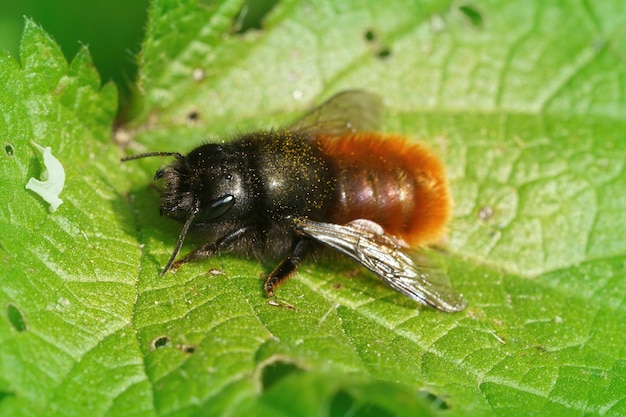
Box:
159, 201, 200, 277
121, 151, 184, 162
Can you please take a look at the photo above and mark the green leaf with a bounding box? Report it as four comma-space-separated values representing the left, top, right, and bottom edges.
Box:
235, 370, 441, 417
0, 19, 145, 416
1, 1, 625, 417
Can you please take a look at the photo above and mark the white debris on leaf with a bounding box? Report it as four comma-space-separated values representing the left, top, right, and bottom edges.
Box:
25, 141, 65, 212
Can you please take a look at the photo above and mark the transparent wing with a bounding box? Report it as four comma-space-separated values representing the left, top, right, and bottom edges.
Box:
288, 90, 383, 136
292, 218, 467, 313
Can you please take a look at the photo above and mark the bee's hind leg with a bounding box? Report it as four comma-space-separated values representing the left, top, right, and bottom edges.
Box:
264, 238, 312, 296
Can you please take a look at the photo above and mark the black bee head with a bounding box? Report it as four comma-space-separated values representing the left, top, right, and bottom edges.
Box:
121, 145, 243, 276
156, 144, 238, 224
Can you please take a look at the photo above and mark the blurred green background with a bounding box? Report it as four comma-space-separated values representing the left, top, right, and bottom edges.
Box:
0, 0, 150, 116
0, 1, 279, 119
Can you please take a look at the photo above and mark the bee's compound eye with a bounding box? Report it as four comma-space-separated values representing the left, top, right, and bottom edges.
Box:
207, 194, 235, 219
195, 194, 236, 223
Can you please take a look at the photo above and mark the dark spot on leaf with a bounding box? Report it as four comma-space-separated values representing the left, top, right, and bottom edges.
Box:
5, 144, 14, 156
7, 304, 27, 332
364, 29, 376, 42
150, 335, 170, 350
260, 359, 305, 391
233, 0, 279, 34
459, 4, 484, 27
177, 344, 196, 354
363, 28, 392, 60
330, 389, 393, 417
418, 389, 450, 410
187, 110, 200, 122
0, 390, 15, 403
376, 46, 392, 59
478, 205, 495, 221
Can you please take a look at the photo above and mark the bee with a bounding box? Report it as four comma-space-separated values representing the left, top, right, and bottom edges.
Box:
122, 91, 466, 312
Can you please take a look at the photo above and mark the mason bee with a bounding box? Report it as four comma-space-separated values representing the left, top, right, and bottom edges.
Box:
122, 91, 466, 312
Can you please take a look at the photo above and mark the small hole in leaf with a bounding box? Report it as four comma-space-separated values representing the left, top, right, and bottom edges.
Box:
177, 344, 196, 354
418, 389, 450, 410
150, 335, 171, 350
187, 110, 200, 122
7, 304, 27, 332
330, 389, 393, 417
260, 359, 305, 391
233, 0, 280, 34
5, 144, 14, 156
376, 46, 392, 59
363, 28, 392, 59
459, 4, 484, 27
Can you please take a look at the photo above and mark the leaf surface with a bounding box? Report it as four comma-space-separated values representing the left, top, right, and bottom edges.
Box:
1, 1, 625, 416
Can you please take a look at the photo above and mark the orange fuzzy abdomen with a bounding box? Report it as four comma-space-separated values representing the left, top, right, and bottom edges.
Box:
315, 133, 451, 246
